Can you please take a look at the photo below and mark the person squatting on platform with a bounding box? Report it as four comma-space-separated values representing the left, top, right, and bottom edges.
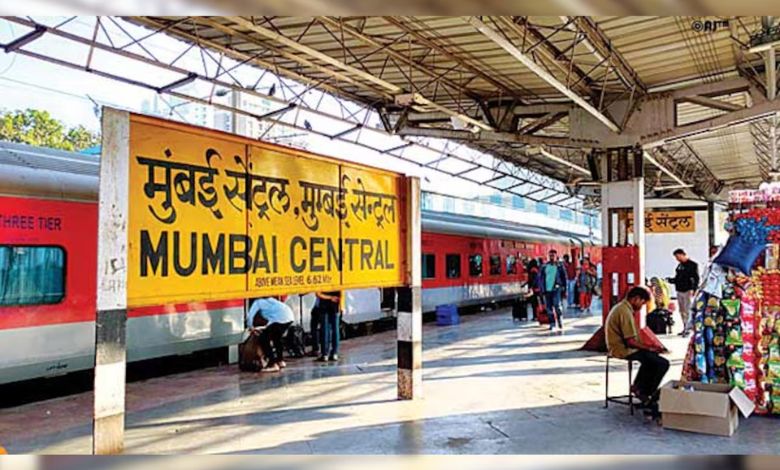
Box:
606, 286, 670, 406
247, 297, 295, 372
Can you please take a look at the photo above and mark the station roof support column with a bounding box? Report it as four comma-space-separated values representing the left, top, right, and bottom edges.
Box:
93, 108, 130, 455
398, 177, 423, 400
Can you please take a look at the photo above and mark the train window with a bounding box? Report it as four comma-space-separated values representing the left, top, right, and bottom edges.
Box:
0, 246, 65, 307
489, 255, 501, 275
469, 254, 483, 277
506, 255, 518, 274
445, 254, 461, 279
422, 254, 436, 279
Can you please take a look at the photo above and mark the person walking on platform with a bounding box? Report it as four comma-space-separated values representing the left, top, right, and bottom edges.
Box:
247, 297, 295, 372
526, 258, 542, 321
539, 249, 566, 331
667, 248, 700, 338
606, 287, 670, 406
577, 259, 597, 312
563, 254, 578, 309
316, 291, 342, 362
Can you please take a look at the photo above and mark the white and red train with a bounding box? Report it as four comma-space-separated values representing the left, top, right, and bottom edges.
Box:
0, 141, 599, 384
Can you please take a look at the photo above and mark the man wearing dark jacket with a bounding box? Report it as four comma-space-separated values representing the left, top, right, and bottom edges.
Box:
539, 249, 567, 331
667, 248, 699, 337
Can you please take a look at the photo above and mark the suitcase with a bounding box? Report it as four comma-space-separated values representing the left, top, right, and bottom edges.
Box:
512, 300, 528, 322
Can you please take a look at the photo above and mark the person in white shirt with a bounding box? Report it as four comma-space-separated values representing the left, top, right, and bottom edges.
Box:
247, 297, 294, 372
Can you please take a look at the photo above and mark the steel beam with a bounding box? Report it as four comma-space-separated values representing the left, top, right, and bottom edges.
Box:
382, 16, 531, 100
647, 95, 780, 145
566, 16, 646, 93
537, 147, 591, 176
316, 16, 488, 107
226, 16, 402, 94
766, 44, 778, 175
396, 93, 493, 131
518, 112, 567, 134
156, 72, 197, 94
330, 123, 363, 139
501, 17, 595, 98
397, 126, 573, 147
513, 103, 572, 115
468, 16, 620, 133
2, 25, 46, 52
643, 150, 687, 187
678, 95, 745, 112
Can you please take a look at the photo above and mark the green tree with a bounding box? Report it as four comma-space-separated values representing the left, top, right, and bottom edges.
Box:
0, 108, 99, 152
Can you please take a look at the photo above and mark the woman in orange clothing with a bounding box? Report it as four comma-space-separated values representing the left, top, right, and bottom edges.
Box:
577, 259, 597, 312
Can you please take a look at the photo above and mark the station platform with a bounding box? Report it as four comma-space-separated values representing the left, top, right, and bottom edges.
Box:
2, 308, 779, 455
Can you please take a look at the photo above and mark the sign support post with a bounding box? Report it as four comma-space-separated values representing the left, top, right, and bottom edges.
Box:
398, 177, 422, 399
93, 108, 130, 454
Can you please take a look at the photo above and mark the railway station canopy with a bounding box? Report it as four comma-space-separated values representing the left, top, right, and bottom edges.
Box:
4, 15, 780, 209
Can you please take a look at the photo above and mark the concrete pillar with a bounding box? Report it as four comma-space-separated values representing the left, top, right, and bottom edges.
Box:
707, 201, 716, 249
398, 177, 422, 400
633, 177, 646, 285
93, 108, 130, 454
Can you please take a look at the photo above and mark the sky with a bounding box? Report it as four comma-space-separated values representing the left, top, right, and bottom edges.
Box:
0, 16, 588, 219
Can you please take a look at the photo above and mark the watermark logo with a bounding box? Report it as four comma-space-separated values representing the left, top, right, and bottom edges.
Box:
692, 19, 729, 33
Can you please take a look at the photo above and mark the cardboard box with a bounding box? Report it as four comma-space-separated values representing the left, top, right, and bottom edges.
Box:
659, 381, 755, 437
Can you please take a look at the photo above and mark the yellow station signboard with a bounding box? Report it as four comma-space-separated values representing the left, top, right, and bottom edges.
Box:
127, 114, 406, 307
627, 210, 696, 234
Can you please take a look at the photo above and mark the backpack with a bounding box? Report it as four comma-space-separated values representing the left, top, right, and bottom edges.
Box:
647, 308, 674, 335
239, 331, 267, 372
284, 325, 306, 358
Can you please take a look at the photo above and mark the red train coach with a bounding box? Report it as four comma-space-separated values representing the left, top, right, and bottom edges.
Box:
0, 142, 244, 385
420, 211, 599, 312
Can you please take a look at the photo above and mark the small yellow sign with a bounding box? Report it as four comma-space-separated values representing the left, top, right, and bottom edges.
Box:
127, 114, 406, 307
627, 210, 696, 233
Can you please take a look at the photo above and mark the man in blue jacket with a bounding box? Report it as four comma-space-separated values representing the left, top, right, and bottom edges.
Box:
538, 249, 567, 331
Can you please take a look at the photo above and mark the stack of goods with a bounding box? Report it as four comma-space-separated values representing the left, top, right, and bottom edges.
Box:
682, 185, 780, 415
689, 291, 744, 385
751, 271, 780, 414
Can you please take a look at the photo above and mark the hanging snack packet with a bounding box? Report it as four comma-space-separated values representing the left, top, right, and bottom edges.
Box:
728, 350, 746, 369
731, 369, 746, 388
769, 343, 780, 365
726, 326, 744, 346
722, 299, 741, 318
743, 339, 755, 358
702, 263, 728, 297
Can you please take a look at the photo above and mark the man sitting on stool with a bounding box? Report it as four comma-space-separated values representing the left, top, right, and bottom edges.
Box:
247, 297, 294, 373
606, 286, 670, 406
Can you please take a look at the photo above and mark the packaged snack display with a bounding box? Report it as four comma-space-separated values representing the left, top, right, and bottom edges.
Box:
682, 188, 780, 413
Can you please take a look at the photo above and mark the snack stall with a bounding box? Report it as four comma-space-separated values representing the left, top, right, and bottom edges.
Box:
681, 186, 780, 415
